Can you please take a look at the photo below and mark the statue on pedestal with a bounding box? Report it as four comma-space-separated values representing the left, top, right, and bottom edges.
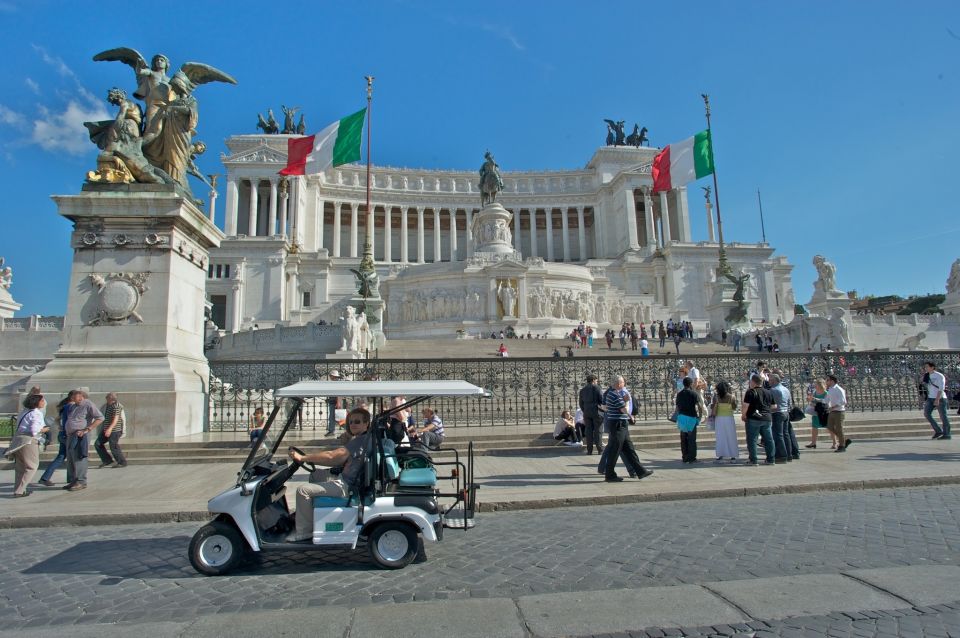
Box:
812, 254, 840, 295
280, 105, 300, 134
256, 109, 280, 134
603, 119, 626, 146
339, 305, 361, 351
497, 280, 517, 318
723, 268, 750, 325
87, 47, 237, 203
625, 124, 648, 147
479, 151, 504, 206
0, 257, 12, 291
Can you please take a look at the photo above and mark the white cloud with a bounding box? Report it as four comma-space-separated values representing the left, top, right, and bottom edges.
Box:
31, 44, 76, 80
480, 23, 525, 52
24, 77, 39, 94
31, 100, 108, 155
0, 104, 25, 126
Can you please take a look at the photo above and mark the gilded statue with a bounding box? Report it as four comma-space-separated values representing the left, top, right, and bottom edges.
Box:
86, 47, 237, 203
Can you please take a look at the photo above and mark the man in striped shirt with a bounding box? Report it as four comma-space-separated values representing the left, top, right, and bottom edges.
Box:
603, 376, 653, 482
415, 407, 444, 450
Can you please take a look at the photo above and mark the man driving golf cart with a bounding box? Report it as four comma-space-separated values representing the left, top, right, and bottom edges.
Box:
286, 406, 371, 542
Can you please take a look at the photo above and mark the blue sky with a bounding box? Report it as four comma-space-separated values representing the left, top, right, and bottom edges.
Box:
0, 0, 958, 316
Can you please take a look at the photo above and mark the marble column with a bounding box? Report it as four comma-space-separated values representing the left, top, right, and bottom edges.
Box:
400, 206, 409, 263
207, 188, 217, 223
315, 194, 324, 252
513, 207, 522, 252
433, 207, 442, 262
465, 208, 474, 257
624, 188, 640, 250
230, 282, 243, 333
676, 187, 691, 242
383, 205, 392, 262
449, 209, 458, 261
545, 208, 554, 261
416, 207, 425, 263
279, 191, 288, 239
706, 200, 715, 242
529, 208, 539, 257
267, 178, 278, 237
247, 179, 259, 236
225, 176, 239, 236
660, 191, 672, 245
333, 201, 342, 257
350, 202, 359, 258
643, 188, 656, 250
576, 206, 586, 261
561, 207, 571, 261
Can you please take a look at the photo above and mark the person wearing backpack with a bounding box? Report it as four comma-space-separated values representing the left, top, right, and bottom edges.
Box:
741, 374, 776, 466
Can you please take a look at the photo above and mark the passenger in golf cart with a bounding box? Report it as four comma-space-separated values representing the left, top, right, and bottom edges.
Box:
286, 406, 372, 542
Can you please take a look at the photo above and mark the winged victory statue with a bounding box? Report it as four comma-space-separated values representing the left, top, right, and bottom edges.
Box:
84, 47, 237, 204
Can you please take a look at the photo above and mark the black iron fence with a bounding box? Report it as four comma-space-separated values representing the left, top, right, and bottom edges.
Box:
208, 351, 960, 432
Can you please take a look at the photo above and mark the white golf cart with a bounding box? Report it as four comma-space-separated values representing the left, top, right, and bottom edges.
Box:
188, 380, 485, 575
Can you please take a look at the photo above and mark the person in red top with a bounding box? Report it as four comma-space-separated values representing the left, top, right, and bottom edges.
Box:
497, 343, 508, 357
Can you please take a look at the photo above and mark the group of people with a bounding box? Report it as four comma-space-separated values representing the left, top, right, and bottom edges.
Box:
569, 322, 595, 348
6, 387, 127, 497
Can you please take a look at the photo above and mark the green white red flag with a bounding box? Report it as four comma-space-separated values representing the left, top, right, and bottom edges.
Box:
651, 129, 714, 192
279, 108, 366, 176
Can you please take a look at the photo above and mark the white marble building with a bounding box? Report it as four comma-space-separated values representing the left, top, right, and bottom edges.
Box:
208, 135, 796, 338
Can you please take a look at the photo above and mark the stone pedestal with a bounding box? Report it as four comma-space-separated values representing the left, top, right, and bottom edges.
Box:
472, 202, 520, 257
705, 274, 750, 337
806, 292, 851, 319
30, 184, 223, 439
940, 293, 960, 316
0, 289, 20, 319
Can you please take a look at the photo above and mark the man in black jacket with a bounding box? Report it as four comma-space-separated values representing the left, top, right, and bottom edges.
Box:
578, 374, 604, 454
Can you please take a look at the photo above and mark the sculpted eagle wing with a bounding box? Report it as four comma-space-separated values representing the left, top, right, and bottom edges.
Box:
180, 62, 238, 87
93, 47, 148, 71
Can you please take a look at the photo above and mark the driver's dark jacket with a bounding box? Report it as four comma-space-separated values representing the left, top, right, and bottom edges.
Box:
340, 432, 371, 490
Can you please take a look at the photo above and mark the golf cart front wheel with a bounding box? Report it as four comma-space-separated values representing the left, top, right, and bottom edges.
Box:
189, 521, 245, 576
368, 522, 418, 569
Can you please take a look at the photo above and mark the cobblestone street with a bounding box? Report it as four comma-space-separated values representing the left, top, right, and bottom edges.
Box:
1, 486, 959, 635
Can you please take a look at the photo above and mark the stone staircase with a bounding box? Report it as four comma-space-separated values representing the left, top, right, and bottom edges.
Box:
374, 337, 732, 359
2, 412, 934, 467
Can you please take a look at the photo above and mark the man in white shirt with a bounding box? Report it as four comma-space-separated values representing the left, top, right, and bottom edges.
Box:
922, 362, 952, 440
825, 374, 851, 452
685, 360, 700, 384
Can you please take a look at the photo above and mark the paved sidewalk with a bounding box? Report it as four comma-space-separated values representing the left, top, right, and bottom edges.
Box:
1, 434, 957, 527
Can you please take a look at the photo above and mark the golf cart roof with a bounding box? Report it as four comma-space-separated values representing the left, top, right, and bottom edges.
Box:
274, 380, 488, 398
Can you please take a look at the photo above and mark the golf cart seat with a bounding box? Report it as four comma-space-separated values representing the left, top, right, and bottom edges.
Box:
313, 495, 352, 507
398, 467, 437, 487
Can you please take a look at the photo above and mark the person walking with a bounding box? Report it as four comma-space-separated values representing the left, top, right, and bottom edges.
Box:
675, 377, 704, 463
578, 374, 605, 455
922, 361, 952, 440
711, 381, 739, 462
825, 374, 851, 452
601, 376, 652, 482
38, 395, 73, 487
7, 393, 49, 497
805, 380, 835, 449
741, 374, 776, 466
94, 392, 128, 468
325, 370, 344, 435
673, 332, 682, 355
659, 323, 666, 349
63, 389, 104, 492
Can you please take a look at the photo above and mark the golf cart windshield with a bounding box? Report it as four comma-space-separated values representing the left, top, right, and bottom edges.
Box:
240, 397, 300, 474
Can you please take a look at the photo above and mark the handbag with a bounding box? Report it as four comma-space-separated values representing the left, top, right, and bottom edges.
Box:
667, 409, 678, 423
788, 406, 806, 422
804, 403, 817, 416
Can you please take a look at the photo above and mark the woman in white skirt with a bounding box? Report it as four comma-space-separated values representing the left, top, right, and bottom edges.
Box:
711, 381, 740, 462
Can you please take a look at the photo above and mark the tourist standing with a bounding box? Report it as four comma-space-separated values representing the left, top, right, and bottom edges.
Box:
768, 374, 792, 463
825, 374, 851, 452
38, 395, 74, 487
805, 380, 835, 449
659, 322, 667, 348
601, 376, 652, 482
732, 331, 742, 352
675, 377, 704, 463
325, 369, 344, 435
63, 390, 104, 491
8, 393, 49, 497
605, 330, 613, 350
922, 361, 952, 439
95, 392, 127, 468
673, 332, 682, 355
579, 374, 605, 455
741, 374, 776, 466
640, 338, 649, 357
711, 381, 739, 462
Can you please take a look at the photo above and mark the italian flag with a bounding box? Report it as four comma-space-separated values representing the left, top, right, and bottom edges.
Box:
651, 129, 714, 192
279, 108, 366, 176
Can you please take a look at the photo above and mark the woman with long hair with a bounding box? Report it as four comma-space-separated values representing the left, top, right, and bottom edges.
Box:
712, 381, 740, 462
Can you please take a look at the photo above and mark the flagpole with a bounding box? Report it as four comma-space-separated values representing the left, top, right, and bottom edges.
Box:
363, 75, 374, 259
357, 75, 380, 352
702, 93, 730, 276
757, 188, 767, 244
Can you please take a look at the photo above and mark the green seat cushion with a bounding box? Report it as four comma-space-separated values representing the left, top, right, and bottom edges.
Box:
398, 467, 437, 487
313, 495, 351, 507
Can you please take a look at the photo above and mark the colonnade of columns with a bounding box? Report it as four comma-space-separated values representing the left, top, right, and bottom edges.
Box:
632, 187, 680, 250
226, 177, 298, 239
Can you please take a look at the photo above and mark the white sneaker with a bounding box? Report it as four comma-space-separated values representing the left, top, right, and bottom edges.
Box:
563, 441, 578, 446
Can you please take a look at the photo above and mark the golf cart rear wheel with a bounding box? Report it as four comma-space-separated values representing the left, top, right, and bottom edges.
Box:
368, 522, 418, 569
189, 521, 244, 576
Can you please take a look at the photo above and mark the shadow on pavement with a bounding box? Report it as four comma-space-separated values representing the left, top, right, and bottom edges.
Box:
857, 451, 960, 462
21, 537, 393, 579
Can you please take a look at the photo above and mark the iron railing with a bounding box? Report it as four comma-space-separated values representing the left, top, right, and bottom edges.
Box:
208, 350, 960, 432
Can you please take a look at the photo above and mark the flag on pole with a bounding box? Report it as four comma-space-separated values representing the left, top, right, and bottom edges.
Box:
651, 129, 714, 192
279, 108, 366, 176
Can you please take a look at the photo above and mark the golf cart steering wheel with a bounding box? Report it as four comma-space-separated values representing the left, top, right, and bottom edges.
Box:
288, 446, 318, 472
